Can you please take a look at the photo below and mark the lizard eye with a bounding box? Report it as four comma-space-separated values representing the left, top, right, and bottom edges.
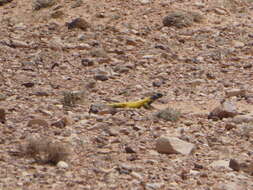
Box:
156, 93, 163, 98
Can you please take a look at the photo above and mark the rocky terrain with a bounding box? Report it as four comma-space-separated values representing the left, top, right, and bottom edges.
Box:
0, 0, 253, 189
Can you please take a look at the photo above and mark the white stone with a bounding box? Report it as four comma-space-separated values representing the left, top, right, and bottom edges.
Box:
57, 161, 69, 169
189, 170, 200, 176
139, 0, 151, 4
156, 136, 195, 155
210, 160, 230, 170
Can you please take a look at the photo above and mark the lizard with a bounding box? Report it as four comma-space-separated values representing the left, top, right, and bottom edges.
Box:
88, 93, 163, 115
107, 93, 163, 109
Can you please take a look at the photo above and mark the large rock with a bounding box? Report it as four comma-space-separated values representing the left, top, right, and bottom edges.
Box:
156, 136, 195, 155
208, 100, 238, 120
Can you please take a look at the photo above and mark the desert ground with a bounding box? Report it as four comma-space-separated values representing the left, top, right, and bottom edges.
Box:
0, 0, 253, 189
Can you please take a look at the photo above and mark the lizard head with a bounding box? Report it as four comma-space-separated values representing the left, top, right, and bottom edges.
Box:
150, 93, 163, 101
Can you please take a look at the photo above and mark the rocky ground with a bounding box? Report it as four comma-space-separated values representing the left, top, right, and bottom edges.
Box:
0, 0, 253, 189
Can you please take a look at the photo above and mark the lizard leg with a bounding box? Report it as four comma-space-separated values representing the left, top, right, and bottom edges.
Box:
143, 103, 154, 109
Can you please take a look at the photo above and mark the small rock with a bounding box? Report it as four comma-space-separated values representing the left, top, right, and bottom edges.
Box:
85, 80, 96, 89
154, 107, 181, 122
229, 159, 240, 171
0, 109, 6, 124
116, 163, 133, 174
48, 22, 59, 31
33, 0, 56, 10
89, 122, 108, 130
213, 182, 246, 190
180, 169, 188, 180
57, 161, 69, 169
0, 0, 12, 6
240, 125, 253, 138
139, 0, 151, 4
156, 136, 195, 155
95, 12, 106, 18
206, 72, 216, 79
131, 172, 143, 181
22, 82, 35, 88
231, 114, 253, 124
142, 55, 155, 59
8, 39, 29, 48
127, 154, 139, 161
113, 65, 130, 74
27, 119, 48, 127
225, 88, 246, 98
210, 160, 230, 170
194, 1, 205, 8
154, 44, 166, 50
81, 58, 94, 66
34, 91, 49, 96
66, 18, 89, 31
145, 182, 165, 190
125, 38, 138, 46
152, 79, 163, 87
184, 120, 194, 126
189, 170, 200, 176
103, 128, 118, 136
125, 146, 136, 154
187, 79, 205, 87
232, 40, 245, 48
135, 85, 143, 90
119, 128, 130, 135
240, 161, 253, 175
51, 117, 69, 128
193, 163, 204, 170
225, 123, 236, 130
0, 94, 6, 101
163, 11, 195, 28
214, 8, 227, 15
94, 74, 108, 81
89, 104, 117, 115
71, 0, 82, 8
208, 100, 238, 120
62, 90, 86, 107
77, 34, 86, 41
90, 48, 107, 58
243, 63, 252, 69
51, 10, 63, 18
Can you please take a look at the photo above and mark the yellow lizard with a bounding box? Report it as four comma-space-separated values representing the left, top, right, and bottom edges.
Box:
107, 93, 163, 109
